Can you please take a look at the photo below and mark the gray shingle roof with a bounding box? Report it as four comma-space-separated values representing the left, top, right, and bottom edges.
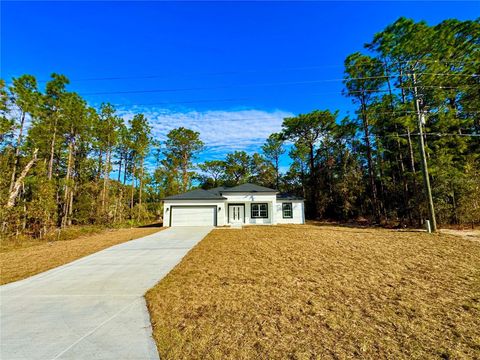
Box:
221, 183, 277, 193
163, 183, 281, 201
207, 186, 227, 196
276, 193, 304, 200
163, 188, 226, 200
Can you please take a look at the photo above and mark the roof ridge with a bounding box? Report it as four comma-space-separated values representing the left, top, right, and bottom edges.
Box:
222, 183, 277, 192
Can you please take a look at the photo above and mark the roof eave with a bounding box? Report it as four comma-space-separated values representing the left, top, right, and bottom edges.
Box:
162, 197, 227, 201
221, 190, 279, 194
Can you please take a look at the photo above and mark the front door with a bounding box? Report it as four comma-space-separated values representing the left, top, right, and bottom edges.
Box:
228, 205, 244, 224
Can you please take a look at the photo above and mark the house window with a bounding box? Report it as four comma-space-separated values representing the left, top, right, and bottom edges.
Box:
282, 203, 293, 218
251, 203, 268, 218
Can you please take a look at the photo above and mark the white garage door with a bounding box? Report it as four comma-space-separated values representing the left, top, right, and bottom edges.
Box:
170, 206, 216, 226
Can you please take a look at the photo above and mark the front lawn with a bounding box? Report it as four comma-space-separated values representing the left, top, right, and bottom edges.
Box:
1, 225, 162, 285
146, 225, 480, 359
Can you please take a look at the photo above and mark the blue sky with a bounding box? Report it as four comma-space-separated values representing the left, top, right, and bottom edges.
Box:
1, 1, 478, 170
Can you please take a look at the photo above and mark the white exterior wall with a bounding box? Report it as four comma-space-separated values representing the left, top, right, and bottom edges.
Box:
163, 193, 305, 227
275, 200, 305, 224
223, 193, 277, 225
163, 200, 225, 227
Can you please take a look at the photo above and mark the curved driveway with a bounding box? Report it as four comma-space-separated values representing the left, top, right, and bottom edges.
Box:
0, 226, 213, 360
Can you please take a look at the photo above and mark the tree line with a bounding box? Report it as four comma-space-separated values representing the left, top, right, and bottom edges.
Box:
1, 17, 479, 238
169, 17, 480, 226
0, 74, 157, 237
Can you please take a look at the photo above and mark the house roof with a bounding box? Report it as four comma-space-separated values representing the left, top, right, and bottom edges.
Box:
207, 186, 227, 196
220, 183, 277, 193
276, 193, 304, 200
163, 183, 280, 201
162, 188, 226, 200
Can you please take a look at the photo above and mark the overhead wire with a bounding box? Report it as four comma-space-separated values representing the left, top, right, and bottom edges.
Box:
81, 78, 479, 96
85, 83, 478, 107
15, 58, 480, 83
110, 109, 480, 123
391, 133, 480, 138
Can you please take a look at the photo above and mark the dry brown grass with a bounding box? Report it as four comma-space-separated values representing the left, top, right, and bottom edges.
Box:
1, 226, 162, 285
146, 224, 480, 360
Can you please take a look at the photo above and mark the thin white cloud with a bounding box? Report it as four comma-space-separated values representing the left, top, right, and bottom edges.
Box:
117, 108, 294, 155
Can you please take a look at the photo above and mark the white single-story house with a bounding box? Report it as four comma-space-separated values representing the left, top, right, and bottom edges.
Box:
162, 183, 305, 227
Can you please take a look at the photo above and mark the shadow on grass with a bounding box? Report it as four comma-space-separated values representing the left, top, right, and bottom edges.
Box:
138, 222, 163, 228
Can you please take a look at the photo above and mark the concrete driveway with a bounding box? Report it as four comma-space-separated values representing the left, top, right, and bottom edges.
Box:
0, 226, 213, 360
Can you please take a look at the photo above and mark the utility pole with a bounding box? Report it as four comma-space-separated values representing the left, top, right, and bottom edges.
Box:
412, 71, 437, 232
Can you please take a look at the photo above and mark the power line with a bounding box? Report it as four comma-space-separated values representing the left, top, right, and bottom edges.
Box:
6, 86, 477, 114
81, 80, 479, 96
87, 86, 478, 107
366, 109, 480, 115
80, 78, 366, 96
8, 70, 477, 96
30, 64, 346, 83
418, 73, 480, 77
344, 84, 480, 95
393, 59, 480, 65
12, 59, 479, 83
395, 133, 480, 137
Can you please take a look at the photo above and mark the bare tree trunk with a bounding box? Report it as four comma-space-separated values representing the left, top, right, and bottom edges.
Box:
406, 128, 417, 174
68, 185, 74, 226
384, 64, 409, 222
307, 143, 318, 218
139, 158, 144, 207
117, 188, 124, 223
361, 102, 379, 221
452, 192, 458, 224
137, 159, 145, 222
123, 157, 128, 185
275, 157, 280, 189
97, 150, 103, 181
61, 137, 75, 227
6, 149, 38, 208
48, 118, 58, 180
398, 67, 420, 224
9, 111, 26, 193
406, 126, 421, 224
301, 165, 307, 200
398, 66, 417, 178
399, 67, 407, 105
182, 154, 188, 192
375, 135, 387, 220
102, 148, 110, 213
396, 136, 411, 223
130, 164, 136, 212
117, 152, 122, 182
22, 182, 27, 231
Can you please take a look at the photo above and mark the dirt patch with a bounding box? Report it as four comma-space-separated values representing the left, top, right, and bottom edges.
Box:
1, 226, 162, 285
440, 228, 480, 243
146, 225, 480, 359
